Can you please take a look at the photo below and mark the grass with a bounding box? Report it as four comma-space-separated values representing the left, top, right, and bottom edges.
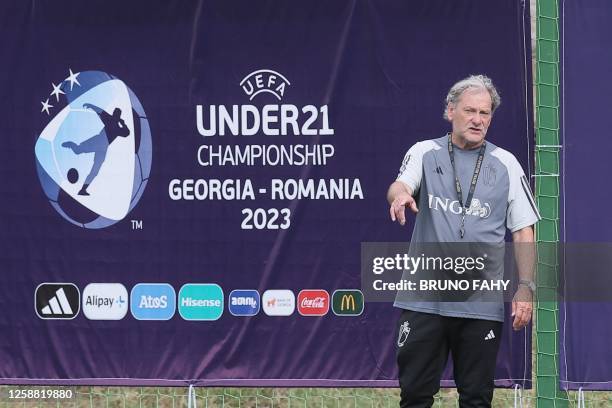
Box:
1, 385, 612, 407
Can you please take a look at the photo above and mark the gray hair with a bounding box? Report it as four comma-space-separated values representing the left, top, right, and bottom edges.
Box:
443, 75, 501, 121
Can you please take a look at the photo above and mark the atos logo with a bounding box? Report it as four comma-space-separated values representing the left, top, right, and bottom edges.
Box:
297, 289, 329, 316
228, 290, 260, 316
35, 69, 152, 229
130, 283, 176, 320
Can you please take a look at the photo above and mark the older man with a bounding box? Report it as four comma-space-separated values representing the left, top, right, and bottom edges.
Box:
387, 75, 539, 408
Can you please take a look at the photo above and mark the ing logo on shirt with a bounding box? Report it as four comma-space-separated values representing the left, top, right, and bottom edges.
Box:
35, 69, 152, 229
428, 194, 492, 219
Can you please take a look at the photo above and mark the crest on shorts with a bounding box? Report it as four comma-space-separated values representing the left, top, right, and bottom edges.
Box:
397, 320, 411, 347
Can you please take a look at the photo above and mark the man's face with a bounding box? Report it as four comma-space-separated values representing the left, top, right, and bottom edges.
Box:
446, 88, 493, 148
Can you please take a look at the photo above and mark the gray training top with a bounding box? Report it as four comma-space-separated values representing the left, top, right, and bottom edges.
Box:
393, 134, 541, 322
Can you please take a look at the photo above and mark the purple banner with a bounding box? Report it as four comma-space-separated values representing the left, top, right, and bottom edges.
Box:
0, 0, 532, 387
560, 0, 612, 391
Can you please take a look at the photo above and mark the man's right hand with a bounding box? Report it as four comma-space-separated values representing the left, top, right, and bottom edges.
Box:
389, 192, 418, 225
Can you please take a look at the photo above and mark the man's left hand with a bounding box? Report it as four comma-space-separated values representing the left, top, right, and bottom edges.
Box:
511, 285, 533, 330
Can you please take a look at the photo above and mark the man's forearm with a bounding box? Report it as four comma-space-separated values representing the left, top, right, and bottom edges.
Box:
512, 226, 536, 283
387, 181, 412, 205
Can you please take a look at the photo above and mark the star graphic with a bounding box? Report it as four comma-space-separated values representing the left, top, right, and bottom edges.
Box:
65, 68, 81, 91
41, 99, 53, 115
50, 82, 65, 102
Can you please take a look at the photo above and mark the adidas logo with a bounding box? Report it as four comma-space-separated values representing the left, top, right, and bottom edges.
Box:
434, 166, 444, 175
35, 283, 80, 320
484, 329, 496, 341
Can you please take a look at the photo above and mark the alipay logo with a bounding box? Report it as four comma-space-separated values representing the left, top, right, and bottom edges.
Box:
130, 283, 176, 320
82, 283, 128, 320
178, 284, 224, 321
35, 69, 152, 229
228, 290, 260, 316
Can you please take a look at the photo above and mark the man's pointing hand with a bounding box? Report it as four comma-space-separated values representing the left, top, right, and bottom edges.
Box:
390, 192, 418, 225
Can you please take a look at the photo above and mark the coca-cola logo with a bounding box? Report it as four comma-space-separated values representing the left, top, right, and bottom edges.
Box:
298, 290, 329, 316
301, 297, 326, 308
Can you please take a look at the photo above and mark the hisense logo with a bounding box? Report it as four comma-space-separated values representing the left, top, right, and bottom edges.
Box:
178, 284, 224, 321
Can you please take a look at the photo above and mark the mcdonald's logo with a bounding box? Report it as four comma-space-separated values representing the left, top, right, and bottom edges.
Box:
341, 294, 355, 311
332, 290, 364, 316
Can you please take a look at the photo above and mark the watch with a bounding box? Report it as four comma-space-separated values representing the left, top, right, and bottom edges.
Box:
519, 279, 536, 293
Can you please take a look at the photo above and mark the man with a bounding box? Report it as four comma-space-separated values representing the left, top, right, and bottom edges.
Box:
62, 103, 130, 195
387, 75, 540, 408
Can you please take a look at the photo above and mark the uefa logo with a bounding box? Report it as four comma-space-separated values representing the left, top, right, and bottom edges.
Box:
35, 69, 152, 229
